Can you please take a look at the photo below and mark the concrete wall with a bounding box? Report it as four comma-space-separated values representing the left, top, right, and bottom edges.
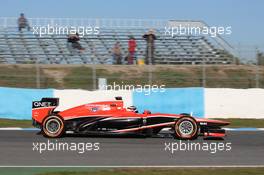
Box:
0, 87, 53, 119
205, 88, 264, 118
133, 88, 204, 117
0, 87, 263, 119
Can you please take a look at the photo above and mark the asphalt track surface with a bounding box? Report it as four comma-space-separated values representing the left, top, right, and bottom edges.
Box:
0, 130, 263, 166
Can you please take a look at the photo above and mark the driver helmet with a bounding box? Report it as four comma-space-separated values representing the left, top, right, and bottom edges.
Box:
127, 106, 138, 113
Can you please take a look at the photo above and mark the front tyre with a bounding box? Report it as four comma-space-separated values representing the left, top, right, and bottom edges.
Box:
174, 116, 199, 140
42, 115, 65, 138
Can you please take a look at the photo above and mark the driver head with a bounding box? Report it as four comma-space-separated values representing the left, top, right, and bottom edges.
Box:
127, 106, 138, 113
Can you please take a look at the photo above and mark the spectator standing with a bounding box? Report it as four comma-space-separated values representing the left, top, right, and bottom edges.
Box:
143, 29, 156, 65
128, 36, 137, 64
18, 13, 30, 31
112, 42, 122, 64
67, 33, 85, 51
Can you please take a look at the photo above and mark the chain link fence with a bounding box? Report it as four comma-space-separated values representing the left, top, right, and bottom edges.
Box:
0, 61, 263, 90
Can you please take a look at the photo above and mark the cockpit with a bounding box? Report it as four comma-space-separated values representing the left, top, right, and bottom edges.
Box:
127, 106, 138, 113
126, 106, 152, 114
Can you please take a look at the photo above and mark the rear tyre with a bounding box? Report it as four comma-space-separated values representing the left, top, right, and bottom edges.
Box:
174, 116, 199, 140
42, 115, 65, 138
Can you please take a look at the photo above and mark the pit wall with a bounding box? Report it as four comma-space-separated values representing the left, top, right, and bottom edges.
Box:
0, 87, 263, 120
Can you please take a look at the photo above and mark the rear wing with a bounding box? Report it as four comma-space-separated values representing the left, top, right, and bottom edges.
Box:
32, 98, 59, 109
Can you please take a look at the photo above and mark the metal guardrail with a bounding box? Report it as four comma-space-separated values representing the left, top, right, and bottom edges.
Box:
0, 17, 168, 28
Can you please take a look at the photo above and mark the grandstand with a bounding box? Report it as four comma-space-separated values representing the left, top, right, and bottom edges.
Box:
0, 18, 235, 65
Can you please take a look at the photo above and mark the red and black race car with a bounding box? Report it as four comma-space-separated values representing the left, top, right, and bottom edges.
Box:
32, 97, 229, 139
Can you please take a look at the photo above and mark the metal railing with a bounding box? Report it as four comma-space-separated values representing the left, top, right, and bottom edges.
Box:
0, 63, 263, 90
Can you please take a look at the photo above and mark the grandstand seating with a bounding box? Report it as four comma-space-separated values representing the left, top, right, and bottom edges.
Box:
0, 27, 234, 64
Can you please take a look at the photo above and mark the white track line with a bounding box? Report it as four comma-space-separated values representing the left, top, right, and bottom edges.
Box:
224, 128, 264, 131
0, 127, 40, 131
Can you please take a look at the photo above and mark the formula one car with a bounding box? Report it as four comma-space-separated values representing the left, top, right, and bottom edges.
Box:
32, 97, 229, 139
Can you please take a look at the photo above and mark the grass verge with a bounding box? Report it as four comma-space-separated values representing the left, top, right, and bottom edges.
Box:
215, 118, 264, 128
0, 118, 32, 128
1, 168, 264, 175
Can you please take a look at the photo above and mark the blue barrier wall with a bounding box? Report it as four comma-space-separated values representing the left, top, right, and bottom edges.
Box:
0, 87, 53, 119
133, 88, 204, 117
0, 87, 204, 120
